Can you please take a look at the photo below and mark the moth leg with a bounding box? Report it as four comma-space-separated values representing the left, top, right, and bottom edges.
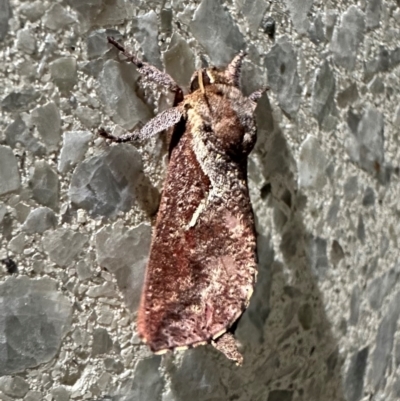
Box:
99, 107, 183, 143
248, 86, 270, 102
212, 332, 243, 366
107, 36, 183, 98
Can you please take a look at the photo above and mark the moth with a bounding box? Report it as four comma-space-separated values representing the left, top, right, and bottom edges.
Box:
100, 37, 266, 364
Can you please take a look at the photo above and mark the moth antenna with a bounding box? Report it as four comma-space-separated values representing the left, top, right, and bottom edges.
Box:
198, 70, 205, 94
225, 50, 247, 87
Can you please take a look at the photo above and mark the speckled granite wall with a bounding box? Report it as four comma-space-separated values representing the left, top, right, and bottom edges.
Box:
0, 0, 399, 400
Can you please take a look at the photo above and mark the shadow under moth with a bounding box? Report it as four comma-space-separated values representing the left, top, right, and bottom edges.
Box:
100, 37, 266, 365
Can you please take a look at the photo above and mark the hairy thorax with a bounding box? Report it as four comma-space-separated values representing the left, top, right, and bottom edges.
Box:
183, 84, 257, 160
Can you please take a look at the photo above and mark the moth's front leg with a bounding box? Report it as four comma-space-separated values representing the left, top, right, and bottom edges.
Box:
248, 86, 270, 102
99, 107, 183, 143
107, 36, 183, 102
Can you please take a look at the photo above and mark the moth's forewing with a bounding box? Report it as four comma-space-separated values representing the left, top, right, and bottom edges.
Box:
137, 87, 258, 353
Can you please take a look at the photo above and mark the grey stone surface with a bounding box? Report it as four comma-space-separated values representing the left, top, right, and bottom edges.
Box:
92, 0, 134, 27
343, 176, 358, 202
0, 376, 29, 398
262, 16, 276, 39
132, 10, 162, 70
97, 372, 112, 392
283, 0, 313, 34
75, 260, 92, 281
311, 60, 337, 130
357, 214, 365, 244
392, 379, 400, 399
344, 347, 369, 401
104, 358, 123, 373
91, 328, 113, 356
42, 228, 88, 267
0, 203, 7, 224
96, 222, 151, 312
74, 106, 101, 129
239, 0, 268, 33
297, 303, 312, 330
346, 106, 384, 175
190, 0, 245, 66
369, 292, 400, 389
80, 59, 104, 78
98, 59, 152, 130
349, 285, 360, 326
31, 102, 62, 151
2, 213, 13, 241
368, 76, 385, 94
0, 391, 13, 401
362, 187, 375, 207
0, 277, 72, 375
337, 83, 358, 109
160, 8, 172, 34
0, 146, 20, 196
5, 115, 45, 155
65, 0, 105, 30
163, 32, 196, 90
307, 236, 329, 279
22, 207, 57, 234
20, 1, 45, 22
0, 0, 10, 41
1, 88, 40, 113
265, 36, 302, 118
86, 282, 118, 298
331, 6, 365, 70
24, 390, 43, 401
170, 349, 224, 400
49, 57, 78, 92
51, 386, 70, 401
29, 160, 59, 210
391, 47, 400, 69
367, 269, 397, 311
394, 105, 400, 126
86, 29, 122, 60
324, 9, 337, 41
330, 240, 344, 266
69, 145, 158, 218
8, 232, 25, 254
308, 12, 325, 44
43, 4, 75, 31
268, 390, 293, 401
366, 0, 381, 30
241, 61, 265, 97
236, 233, 273, 345
16, 28, 36, 55
58, 131, 92, 173
112, 357, 163, 401
363, 46, 390, 82
14, 202, 31, 224
297, 135, 327, 190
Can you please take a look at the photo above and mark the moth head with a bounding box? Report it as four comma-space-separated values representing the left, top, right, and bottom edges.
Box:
190, 67, 238, 92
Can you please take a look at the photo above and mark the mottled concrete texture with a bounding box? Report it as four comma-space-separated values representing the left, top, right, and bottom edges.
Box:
0, 0, 399, 400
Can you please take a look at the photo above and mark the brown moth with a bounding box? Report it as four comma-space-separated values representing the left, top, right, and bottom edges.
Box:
100, 37, 266, 364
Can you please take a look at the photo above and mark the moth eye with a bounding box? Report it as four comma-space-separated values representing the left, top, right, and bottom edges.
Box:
203, 124, 212, 133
